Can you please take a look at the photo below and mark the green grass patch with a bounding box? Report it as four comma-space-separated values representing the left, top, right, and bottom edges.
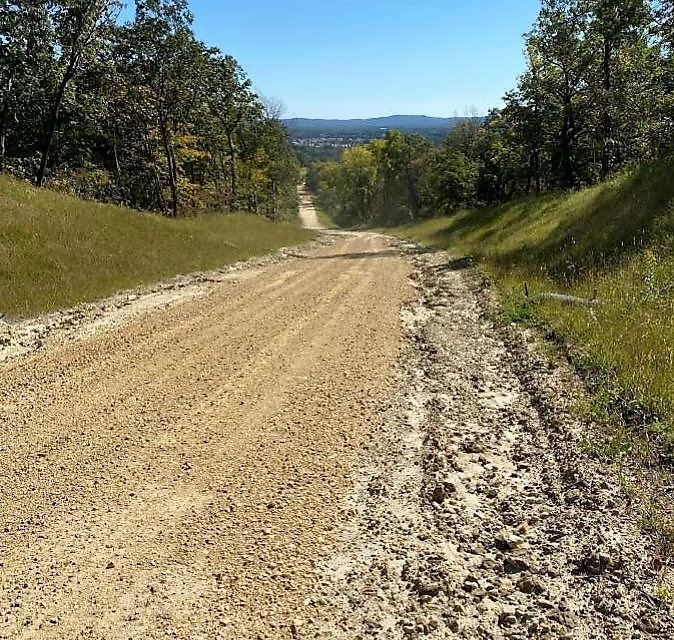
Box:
397, 158, 674, 443
654, 585, 674, 604
311, 197, 339, 229
0, 174, 313, 317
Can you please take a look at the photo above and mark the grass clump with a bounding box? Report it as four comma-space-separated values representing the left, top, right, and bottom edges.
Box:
578, 433, 642, 461
654, 585, 674, 603
0, 174, 313, 317
397, 158, 674, 443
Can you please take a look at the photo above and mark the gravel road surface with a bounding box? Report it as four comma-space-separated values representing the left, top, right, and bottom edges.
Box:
0, 203, 672, 638
0, 231, 410, 639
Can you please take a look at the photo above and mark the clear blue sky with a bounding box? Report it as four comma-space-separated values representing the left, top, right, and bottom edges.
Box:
183, 0, 541, 119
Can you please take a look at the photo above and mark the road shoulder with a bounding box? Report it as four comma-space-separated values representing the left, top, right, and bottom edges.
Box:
305, 245, 674, 639
0, 235, 333, 366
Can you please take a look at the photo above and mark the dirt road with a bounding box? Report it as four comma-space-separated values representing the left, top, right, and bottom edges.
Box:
0, 231, 410, 638
0, 203, 672, 638
298, 189, 325, 230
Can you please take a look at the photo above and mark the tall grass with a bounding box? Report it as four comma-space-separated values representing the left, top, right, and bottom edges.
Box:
0, 174, 313, 317
399, 158, 674, 436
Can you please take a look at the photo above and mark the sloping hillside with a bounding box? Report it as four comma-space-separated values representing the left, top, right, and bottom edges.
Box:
401, 158, 674, 437
0, 175, 313, 317
284, 115, 480, 145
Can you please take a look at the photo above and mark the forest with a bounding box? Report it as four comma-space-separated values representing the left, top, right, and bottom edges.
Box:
0, 0, 300, 219
310, 0, 674, 227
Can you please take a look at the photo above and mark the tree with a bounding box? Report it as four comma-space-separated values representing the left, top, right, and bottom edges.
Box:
36, 0, 122, 187
0, 0, 53, 172
370, 130, 435, 223
205, 54, 259, 208
528, 0, 594, 189
589, 0, 651, 177
122, 0, 203, 216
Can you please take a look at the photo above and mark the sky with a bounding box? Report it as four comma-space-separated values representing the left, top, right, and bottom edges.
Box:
182, 0, 541, 119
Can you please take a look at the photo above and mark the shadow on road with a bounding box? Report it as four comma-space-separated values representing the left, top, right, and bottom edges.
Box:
286, 249, 404, 261
432, 257, 475, 272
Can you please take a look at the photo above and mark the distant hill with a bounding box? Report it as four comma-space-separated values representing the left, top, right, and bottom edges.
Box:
285, 115, 469, 131
284, 115, 477, 139
285, 114, 483, 164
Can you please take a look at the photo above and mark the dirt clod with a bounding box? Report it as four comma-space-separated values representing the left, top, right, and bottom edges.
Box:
1, 222, 673, 638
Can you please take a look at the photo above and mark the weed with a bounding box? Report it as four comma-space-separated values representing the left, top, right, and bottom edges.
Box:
640, 500, 674, 553
500, 296, 535, 324
654, 585, 674, 603
618, 474, 639, 500
579, 434, 634, 460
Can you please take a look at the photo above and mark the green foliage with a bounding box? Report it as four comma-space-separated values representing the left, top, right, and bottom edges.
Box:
499, 295, 536, 324
654, 586, 674, 604
0, 173, 313, 317
578, 433, 640, 460
0, 0, 300, 219
309, 198, 338, 229
398, 157, 674, 440
310, 0, 673, 222
309, 129, 472, 226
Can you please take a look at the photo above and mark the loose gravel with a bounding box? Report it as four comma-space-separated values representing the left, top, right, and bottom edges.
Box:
304, 248, 674, 639
0, 232, 410, 639
0, 218, 672, 639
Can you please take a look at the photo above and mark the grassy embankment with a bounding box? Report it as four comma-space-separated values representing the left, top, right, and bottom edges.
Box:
311, 197, 339, 229
399, 159, 674, 451
0, 174, 314, 317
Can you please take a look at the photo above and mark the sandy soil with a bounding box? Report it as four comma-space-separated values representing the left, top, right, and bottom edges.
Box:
297, 190, 325, 230
303, 248, 674, 639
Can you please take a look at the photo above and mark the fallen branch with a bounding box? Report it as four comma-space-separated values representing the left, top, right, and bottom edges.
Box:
535, 292, 603, 306
524, 283, 603, 306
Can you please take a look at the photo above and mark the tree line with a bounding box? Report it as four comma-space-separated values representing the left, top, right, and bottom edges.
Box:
310, 0, 674, 226
0, 0, 300, 218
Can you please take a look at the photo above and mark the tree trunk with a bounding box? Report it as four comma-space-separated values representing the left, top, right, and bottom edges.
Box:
36, 62, 76, 187
159, 116, 179, 217
167, 146, 179, 217
0, 104, 8, 174
144, 134, 165, 212
112, 139, 122, 181
533, 149, 541, 193
226, 128, 237, 207
601, 37, 613, 180
526, 154, 533, 195
270, 180, 278, 220
0, 75, 13, 172
560, 88, 575, 189
559, 119, 573, 190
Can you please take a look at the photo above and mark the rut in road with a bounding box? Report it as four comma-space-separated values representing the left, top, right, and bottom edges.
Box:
0, 232, 410, 639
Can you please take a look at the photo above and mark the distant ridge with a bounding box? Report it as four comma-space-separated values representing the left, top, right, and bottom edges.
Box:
283, 115, 474, 133
285, 115, 483, 159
